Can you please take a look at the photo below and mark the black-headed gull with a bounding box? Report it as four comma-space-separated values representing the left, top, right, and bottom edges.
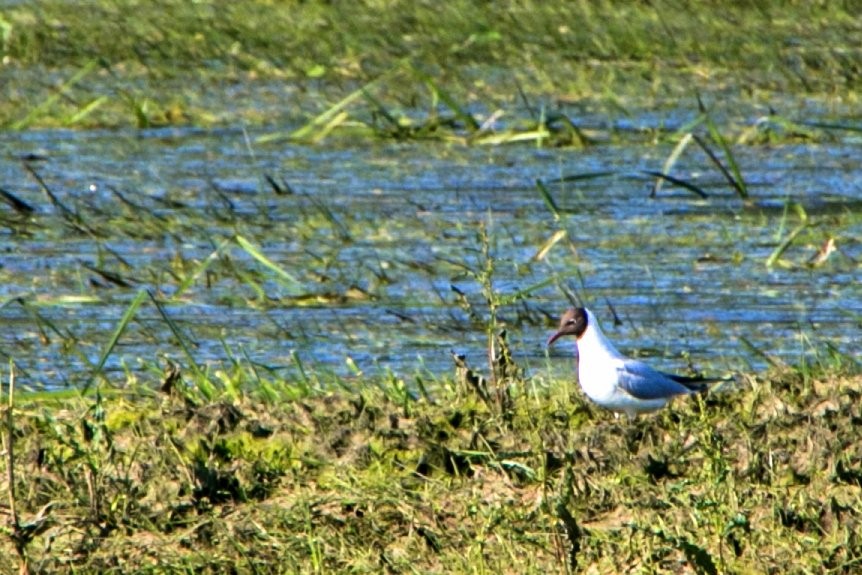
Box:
548, 307, 723, 418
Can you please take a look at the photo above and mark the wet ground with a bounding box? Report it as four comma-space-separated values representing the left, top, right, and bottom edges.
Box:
0, 113, 860, 391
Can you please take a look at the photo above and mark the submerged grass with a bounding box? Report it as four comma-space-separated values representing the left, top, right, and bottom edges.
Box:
2, 354, 861, 573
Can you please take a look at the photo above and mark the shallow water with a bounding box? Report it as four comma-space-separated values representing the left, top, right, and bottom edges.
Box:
0, 118, 860, 392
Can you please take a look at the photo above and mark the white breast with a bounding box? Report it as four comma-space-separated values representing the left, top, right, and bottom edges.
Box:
575, 324, 624, 404
574, 310, 670, 416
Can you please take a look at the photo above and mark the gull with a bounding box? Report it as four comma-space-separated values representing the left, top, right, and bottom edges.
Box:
547, 307, 724, 418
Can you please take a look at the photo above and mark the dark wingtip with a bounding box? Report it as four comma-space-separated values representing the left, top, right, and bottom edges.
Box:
665, 372, 732, 393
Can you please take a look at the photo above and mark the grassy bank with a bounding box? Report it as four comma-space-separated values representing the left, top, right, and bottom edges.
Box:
2, 356, 861, 573
0, 0, 858, 130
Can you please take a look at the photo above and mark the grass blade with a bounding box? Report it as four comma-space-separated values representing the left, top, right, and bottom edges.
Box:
0, 187, 35, 214
411, 64, 479, 132
642, 170, 708, 199
473, 129, 551, 145
547, 171, 616, 184
64, 95, 108, 126
259, 63, 402, 144
361, 88, 405, 135
551, 113, 593, 148
309, 110, 349, 144
535, 179, 561, 220
84, 289, 148, 393
303, 194, 352, 242
172, 237, 233, 300
739, 335, 784, 368
23, 163, 82, 224
11, 60, 99, 130
533, 230, 567, 261
765, 223, 808, 267
798, 120, 862, 133
147, 290, 206, 382
258, 84, 365, 143
670, 113, 707, 139
692, 134, 747, 199
651, 132, 694, 197
701, 119, 749, 198
234, 235, 303, 294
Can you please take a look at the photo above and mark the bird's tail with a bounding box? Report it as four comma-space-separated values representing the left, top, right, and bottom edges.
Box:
664, 373, 734, 393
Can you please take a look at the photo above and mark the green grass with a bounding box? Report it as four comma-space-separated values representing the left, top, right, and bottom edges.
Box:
0, 0, 858, 131
2, 355, 861, 573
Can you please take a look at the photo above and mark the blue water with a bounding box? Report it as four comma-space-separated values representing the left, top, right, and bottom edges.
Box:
0, 120, 860, 392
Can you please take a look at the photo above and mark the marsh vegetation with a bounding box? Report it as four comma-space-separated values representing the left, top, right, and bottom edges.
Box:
1, 1, 861, 573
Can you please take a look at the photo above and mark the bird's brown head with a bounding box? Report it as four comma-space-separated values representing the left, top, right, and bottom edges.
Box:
547, 307, 589, 346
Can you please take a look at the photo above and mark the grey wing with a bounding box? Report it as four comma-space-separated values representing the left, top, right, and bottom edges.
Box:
616, 360, 696, 400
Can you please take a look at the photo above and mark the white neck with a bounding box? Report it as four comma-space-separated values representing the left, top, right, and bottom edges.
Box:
577, 308, 624, 360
